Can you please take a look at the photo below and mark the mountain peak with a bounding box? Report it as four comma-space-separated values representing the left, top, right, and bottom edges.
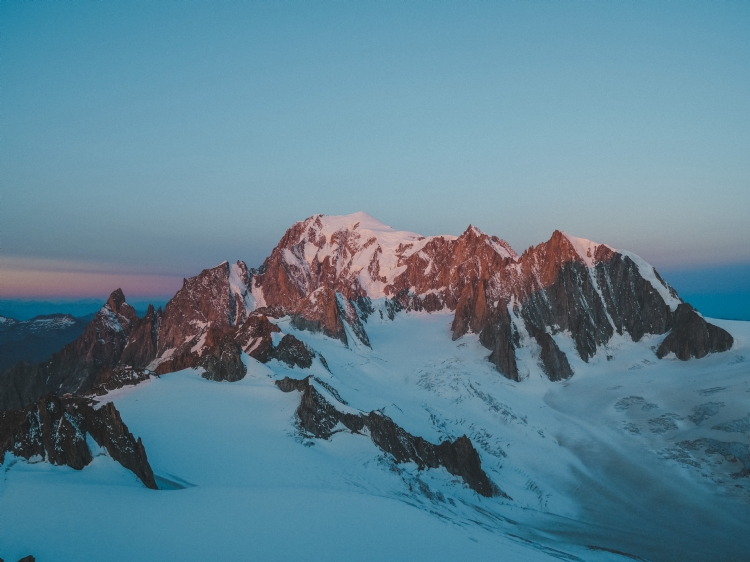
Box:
106, 288, 128, 314
309, 212, 401, 235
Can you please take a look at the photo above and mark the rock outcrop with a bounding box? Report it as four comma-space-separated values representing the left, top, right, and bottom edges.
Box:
535, 332, 574, 381
656, 304, 734, 360
0, 290, 155, 411
156, 261, 253, 365
268, 335, 316, 369
197, 328, 247, 382
119, 304, 161, 370
275, 376, 497, 497
0, 394, 156, 489
234, 312, 280, 362
478, 304, 519, 381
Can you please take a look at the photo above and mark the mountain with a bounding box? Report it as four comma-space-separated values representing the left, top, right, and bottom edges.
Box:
2, 212, 732, 411
1, 213, 744, 562
0, 313, 94, 373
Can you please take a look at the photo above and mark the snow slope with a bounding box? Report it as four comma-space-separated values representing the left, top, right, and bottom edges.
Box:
2, 311, 749, 561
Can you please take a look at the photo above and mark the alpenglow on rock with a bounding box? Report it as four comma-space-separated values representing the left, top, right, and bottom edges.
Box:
0, 212, 733, 412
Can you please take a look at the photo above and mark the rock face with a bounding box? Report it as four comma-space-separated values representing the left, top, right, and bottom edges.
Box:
0, 290, 159, 411
268, 335, 316, 369
156, 261, 253, 365
275, 376, 497, 497
234, 313, 280, 362
0, 394, 156, 489
119, 304, 161, 370
535, 333, 574, 381
247, 213, 722, 382
478, 304, 519, 381
656, 304, 734, 360
1, 212, 733, 414
197, 328, 247, 382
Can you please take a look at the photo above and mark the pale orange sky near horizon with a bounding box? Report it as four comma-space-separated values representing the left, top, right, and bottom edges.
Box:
0, 269, 183, 300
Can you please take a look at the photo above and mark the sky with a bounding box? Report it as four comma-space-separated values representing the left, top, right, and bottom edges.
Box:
1, 1, 749, 307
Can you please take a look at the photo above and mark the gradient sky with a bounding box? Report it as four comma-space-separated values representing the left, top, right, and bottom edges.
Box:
1, 1, 749, 301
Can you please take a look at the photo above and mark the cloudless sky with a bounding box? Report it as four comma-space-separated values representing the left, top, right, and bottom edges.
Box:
1, 1, 749, 302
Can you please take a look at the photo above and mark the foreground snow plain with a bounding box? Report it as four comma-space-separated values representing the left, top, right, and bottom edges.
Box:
2, 309, 749, 562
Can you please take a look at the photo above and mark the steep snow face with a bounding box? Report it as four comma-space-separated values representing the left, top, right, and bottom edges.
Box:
282, 212, 440, 298
228, 261, 255, 319
617, 249, 681, 311
561, 232, 610, 267
270, 212, 518, 300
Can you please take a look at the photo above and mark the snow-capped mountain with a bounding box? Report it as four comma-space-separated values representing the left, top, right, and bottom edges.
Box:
1, 213, 746, 562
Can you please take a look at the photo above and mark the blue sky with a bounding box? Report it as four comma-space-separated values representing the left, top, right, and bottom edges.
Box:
1, 1, 749, 305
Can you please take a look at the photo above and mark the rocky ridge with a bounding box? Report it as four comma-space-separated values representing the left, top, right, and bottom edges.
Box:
0, 393, 156, 489
1, 213, 734, 410
249, 213, 732, 381
275, 376, 498, 497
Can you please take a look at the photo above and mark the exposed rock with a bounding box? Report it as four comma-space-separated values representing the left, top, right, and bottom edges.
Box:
153, 349, 200, 376
594, 252, 673, 342
234, 312, 280, 362
88, 366, 153, 396
535, 332, 574, 381
275, 376, 310, 393
197, 328, 247, 382
516, 233, 614, 362
2, 214, 731, 411
290, 287, 347, 344
656, 304, 733, 360
389, 225, 517, 314
688, 402, 724, 425
240, 214, 728, 379
478, 305, 519, 381
276, 376, 497, 497
157, 261, 253, 362
269, 335, 315, 369
0, 289, 148, 411
87, 401, 157, 489
337, 294, 371, 347
0, 394, 156, 489
678, 438, 750, 478
451, 279, 491, 340
0, 362, 49, 413
119, 304, 161, 369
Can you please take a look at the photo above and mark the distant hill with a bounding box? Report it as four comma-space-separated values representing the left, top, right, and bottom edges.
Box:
0, 313, 94, 372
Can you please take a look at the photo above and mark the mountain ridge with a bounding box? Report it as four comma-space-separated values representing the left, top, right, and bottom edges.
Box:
0, 212, 733, 412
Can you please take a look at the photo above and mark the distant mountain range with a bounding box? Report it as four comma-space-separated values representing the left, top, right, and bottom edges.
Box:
0, 313, 94, 373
